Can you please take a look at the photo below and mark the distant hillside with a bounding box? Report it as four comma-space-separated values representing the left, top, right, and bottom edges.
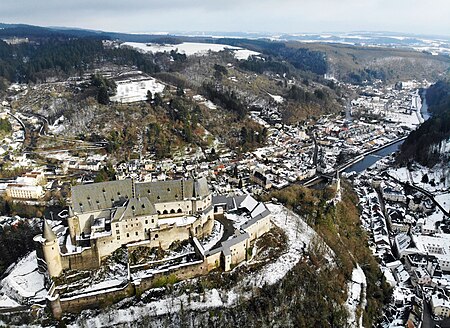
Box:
397, 80, 450, 167
296, 42, 450, 83
1, 23, 448, 84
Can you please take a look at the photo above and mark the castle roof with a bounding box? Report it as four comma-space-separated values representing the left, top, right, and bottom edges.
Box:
71, 178, 210, 215
72, 180, 132, 214
112, 197, 157, 222
135, 177, 209, 203
43, 219, 57, 242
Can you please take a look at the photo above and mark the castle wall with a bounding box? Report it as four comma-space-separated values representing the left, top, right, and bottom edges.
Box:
61, 247, 100, 272
56, 283, 135, 317
149, 224, 191, 249
205, 251, 221, 271
155, 200, 193, 216
134, 260, 207, 295
243, 215, 272, 242
229, 239, 248, 267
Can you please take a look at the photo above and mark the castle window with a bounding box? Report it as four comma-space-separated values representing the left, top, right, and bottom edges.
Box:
117, 192, 121, 196
177, 209, 182, 213
145, 220, 148, 224
167, 188, 171, 192
151, 219, 154, 223
157, 196, 161, 200
131, 224, 133, 227
115, 223, 119, 228
147, 189, 151, 194
102, 188, 105, 193
116, 230, 119, 235
163, 210, 168, 215
127, 233, 129, 238
131, 205, 135, 210
135, 231, 138, 236
157, 211, 161, 215
170, 209, 175, 214
117, 236, 120, 240
142, 204, 145, 209
126, 225, 128, 228
155, 234, 159, 239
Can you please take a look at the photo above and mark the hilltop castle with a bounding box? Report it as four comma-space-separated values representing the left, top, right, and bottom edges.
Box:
35, 178, 213, 277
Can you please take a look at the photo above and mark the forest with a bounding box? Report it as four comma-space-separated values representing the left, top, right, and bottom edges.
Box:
397, 80, 450, 167
0, 38, 159, 84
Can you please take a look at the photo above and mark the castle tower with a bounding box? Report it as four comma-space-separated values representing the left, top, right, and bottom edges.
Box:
41, 220, 63, 277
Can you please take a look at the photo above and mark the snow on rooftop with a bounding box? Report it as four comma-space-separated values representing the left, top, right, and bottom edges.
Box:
239, 194, 258, 212
158, 216, 197, 227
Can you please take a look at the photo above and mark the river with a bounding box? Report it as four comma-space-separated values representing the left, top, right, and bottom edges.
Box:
343, 89, 430, 174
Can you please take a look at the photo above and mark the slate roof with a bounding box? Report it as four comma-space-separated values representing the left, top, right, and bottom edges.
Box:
112, 197, 157, 222
71, 178, 210, 215
135, 177, 209, 204
72, 180, 132, 214
43, 219, 57, 242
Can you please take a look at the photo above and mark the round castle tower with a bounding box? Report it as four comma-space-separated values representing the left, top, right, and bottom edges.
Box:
40, 220, 63, 277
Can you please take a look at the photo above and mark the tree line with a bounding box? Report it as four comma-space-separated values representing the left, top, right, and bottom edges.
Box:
398, 80, 450, 167
0, 38, 160, 84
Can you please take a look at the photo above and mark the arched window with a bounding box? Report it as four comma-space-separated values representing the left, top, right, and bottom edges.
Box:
157, 210, 161, 215
163, 210, 168, 215
170, 209, 175, 214
177, 208, 183, 213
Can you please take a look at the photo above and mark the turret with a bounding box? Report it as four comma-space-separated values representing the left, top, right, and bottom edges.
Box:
41, 220, 63, 277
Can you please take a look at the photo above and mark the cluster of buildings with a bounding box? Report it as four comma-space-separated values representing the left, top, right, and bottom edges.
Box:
349, 155, 450, 326
0, 171, 46, 201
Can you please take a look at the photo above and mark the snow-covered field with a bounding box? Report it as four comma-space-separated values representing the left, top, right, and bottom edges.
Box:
70, 204, 333, 327
193, 94, 218, 110
268, 93, 284, 104
122, 42, 260, 60
110, 78, 165, 103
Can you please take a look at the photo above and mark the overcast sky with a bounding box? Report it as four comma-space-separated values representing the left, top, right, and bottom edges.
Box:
0, 0, 449, 36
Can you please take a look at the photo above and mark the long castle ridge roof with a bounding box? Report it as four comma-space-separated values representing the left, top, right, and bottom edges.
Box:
71, 178, 209, 214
